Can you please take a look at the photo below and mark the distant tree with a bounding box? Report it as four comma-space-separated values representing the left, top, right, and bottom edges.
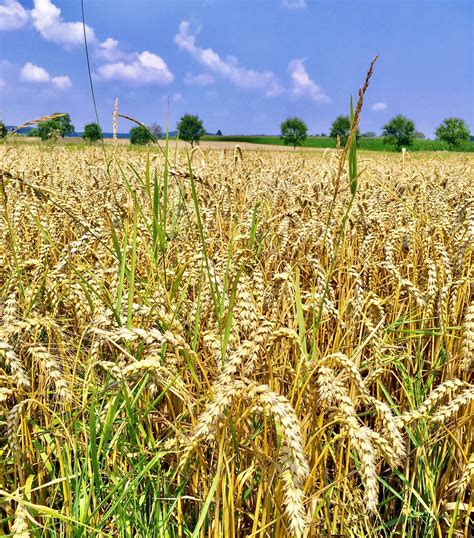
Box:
435, 117, 470, 149
36, 113, 75, 141
330, 115, 360, 146
414, 131, 425, 139
130, 126, 154, 145
83, 122, 102, 142
149, 123, 162, 139
382, 115, 416, 151
361, 131, 377, 138
280, 117, 308, 148
216, 129, 223, 136
177, 114, 206, 146
0, 121, 7, 138
28, 128, 39, 137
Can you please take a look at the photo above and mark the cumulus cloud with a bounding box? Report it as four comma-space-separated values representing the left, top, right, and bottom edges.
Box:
96, 37, 124, 62
282, 0, 307, 9
0, 0, 29, 30
184, 72, 215, 87
372, 102, 387, 111
31, 0, 96, 46
94, 50, 174, 85
288, 58, 330, 103
175, 20, 283, 96
20, 61, 71, 90
3, 1, 174, 87
52, 75, 72, 90
20, 62, 50, 82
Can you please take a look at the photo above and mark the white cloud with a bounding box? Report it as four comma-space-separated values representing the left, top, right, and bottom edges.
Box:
288, 58, 330, 103
184, 72, 215, 86
20, 61, 71, 90
372, 102, 387, 111
0, 0, 29, 30
52, 75, 72, 90
171, 92, 182, 103
3, 1, 174, 87
96, 37, 123, 61
283, 0, 307, 9
31, 0, 96, 46
175, 20, 283, 96
94, 50, 174, 85
20, 62, 50, 82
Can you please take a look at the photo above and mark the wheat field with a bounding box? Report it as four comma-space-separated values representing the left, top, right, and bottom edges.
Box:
0, 142, 473, 537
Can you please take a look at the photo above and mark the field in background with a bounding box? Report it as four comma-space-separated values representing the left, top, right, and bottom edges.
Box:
0, 144, 473, 537
11, 135, 474, 152
203, 135, 474, 152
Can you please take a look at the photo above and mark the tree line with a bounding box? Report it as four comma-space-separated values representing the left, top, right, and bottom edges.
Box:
1, 113, 470, 151
280, 115, 471, 150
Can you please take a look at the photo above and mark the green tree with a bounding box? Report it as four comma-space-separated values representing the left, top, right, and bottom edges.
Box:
435, 117, 470, 149
361, 131, 377, 138
382, 115, 416, 151
0, 121, 7, 138
414, 131, 425, 139
36, 113, 75, 141
216, 129, 223, 136
330, 115, 360, 146
280, 117, 308, 149
177, 114, 206, 146
83, 122, 103, 142
129, 126, 154, 145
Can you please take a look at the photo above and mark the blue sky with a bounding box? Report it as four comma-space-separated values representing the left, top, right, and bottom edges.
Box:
0, 0, 472, 136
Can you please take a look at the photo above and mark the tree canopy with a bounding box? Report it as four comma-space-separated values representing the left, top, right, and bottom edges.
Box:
36, 113, 75, 141
149, 123, 162, 139
280, 117, 308, 148
382, 115, 416, 151
130, 126, 155, 145
330, 115, 360, 146
177, 114, 206, 146
83, 123, 102, 142
0, 121, 7, 139
435, 117, 470, 149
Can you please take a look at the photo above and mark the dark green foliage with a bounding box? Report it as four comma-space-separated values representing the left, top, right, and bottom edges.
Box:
435, 117, 470, 149
130, 126, 154, 145
330, 115, 360, 146
0, 121, 7, 138
382, 115, 416, 151
83, 122, 103, 142
280, 117, 308, 148
216, 129, 223, 136
177, 114, 206, 146
36, 113, 75, 141
361, 131, 377, 138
